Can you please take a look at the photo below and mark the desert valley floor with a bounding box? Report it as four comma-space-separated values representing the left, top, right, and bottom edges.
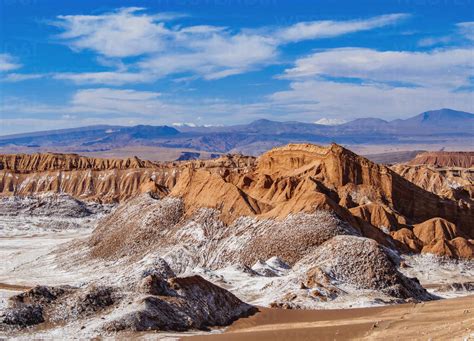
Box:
0, 144, 473, 339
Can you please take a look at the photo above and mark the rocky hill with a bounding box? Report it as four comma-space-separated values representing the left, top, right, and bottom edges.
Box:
84, 195, 435, 308
0, 153, 159, 173
1, 144, 472, 259
0, 153, 171, 202
391, 150, 473, 206
391, 164, 473, 204
407, 151, 474, 168
1, 259, 256, 333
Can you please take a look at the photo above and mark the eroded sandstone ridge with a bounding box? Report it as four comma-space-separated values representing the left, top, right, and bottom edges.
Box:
407, 151, 474, 168
391, 164, 473, 205
0, 144, 473, 259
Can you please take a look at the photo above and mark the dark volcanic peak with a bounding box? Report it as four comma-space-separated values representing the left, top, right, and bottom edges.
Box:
175, 152, 201, 161
0, 124, 181, 149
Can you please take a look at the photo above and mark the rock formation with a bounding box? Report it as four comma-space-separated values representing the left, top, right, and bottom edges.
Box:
0, 153, 157, 172
1, 143, 473, 259
412, 218, 473, 258
299, 236, 433, 301
88, 194, 359, 266
0, 259, 256, 334
392, 164, 473, 204
83, 194, 435, 312
0, 193, 101, 217
407, 151, 474, 168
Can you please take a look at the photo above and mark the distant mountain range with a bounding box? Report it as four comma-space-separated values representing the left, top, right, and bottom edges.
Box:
1, 109, 473, 155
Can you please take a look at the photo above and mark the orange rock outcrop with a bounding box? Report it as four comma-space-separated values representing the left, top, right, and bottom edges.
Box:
407, 151, 474, 168
392, 164, 473, 204
1, 144, 473, 258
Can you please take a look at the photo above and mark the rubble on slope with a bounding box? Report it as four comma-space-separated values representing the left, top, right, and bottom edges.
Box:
399, 253, 474, 297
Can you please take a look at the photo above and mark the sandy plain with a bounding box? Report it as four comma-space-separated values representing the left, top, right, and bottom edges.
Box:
188, 295, 474, 341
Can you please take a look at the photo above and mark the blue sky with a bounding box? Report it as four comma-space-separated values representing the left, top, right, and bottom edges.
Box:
1, 0, 473, 134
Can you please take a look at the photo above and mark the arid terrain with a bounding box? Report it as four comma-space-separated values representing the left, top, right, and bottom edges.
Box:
0, 144, 473, 339
3, 0, 474, 337
188, 295, 474, 341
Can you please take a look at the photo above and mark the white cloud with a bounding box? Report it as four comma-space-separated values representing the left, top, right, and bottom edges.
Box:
275, 13, 409, 43
271, 45, 474, 120
1, 88, 184, 118
269, 79, 474, 119
138, 33, 277, 80
53, 8, 280, 81
54, 8, 179, 57
281, 47, 474, 88
0, 54, 21, 72
418, 36, 453, 47
50, 8, 408, 83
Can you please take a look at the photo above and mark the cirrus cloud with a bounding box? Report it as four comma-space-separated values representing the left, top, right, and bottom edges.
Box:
275, 13, 409, 43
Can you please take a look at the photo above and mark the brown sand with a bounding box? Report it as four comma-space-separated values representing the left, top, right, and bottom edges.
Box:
187, 295, 474, 340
